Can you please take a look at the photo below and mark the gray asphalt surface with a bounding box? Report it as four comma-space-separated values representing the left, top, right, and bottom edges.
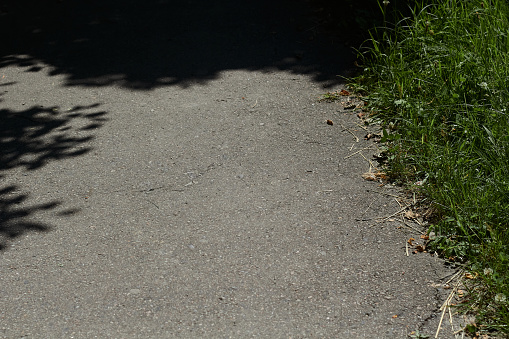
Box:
0, 1, 460, 338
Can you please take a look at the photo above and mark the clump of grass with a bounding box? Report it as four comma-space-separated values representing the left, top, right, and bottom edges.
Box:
319, 89, 350, 102
319, 91, 344, 102
355, 0, 509, 334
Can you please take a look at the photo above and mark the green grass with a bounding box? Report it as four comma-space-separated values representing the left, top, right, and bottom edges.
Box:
353, 0, 509, 334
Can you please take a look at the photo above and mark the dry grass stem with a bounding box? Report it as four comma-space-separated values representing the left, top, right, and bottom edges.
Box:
445, 270, 463, 285
375, 206, 407, 222
354, 122, 369, 131
368, 189, 400, 198
397, 218, 425, 235
359, 152, 376, 169
339, 122, 360, 142
344, 146, 374, 159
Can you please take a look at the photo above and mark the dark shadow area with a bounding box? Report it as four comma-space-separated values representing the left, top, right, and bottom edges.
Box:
0, 104, 106, 171
309, 0, 430, 46
0, 0, 358, 249
0, 0, 355, 89
0, 185, 53, 250
0, 182, 81, 249
0, 99, 107, 249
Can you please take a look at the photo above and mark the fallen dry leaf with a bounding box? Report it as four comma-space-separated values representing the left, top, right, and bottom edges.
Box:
361, 172, 377, 181
326, 120, 334, 126
457, 289, 465, 298
392, 314, 398, 319
362, 171, 387, 181
404, 210, 419, 219
357, 112, 365, 119
407, 238, 415, 246
415, 245, 425, 252
420, 235, 429, 240
465, 272, 476, 279
340, 89, 350, 96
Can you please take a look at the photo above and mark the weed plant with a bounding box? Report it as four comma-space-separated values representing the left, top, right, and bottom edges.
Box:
354, 0, 509, 334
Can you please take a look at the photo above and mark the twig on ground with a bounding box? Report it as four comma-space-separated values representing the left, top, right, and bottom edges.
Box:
362, 200, 375, 215
339, 122, 360, 142
344, 146, 374, 159
359, 152, 376, 169
453, 328, 466, 335
445, 270, 463, 285
375, 206, 407, 222
449, 305, 455, 335
436, 302, 447, 339
436, 277, 462, 338
397, 218, 425, 235
354, 122, 369, 131
439, 269, 461, 282
395, 198, 403, 209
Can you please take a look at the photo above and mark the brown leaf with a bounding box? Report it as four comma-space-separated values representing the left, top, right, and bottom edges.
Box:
361, 172, 377, 181
407, 238, 415, 246
340, 89, 350, 96
374, 171, 388, 180
465, 272, 476, 279
391, 314, 398, 319
364, 133, 374, 140
326, 120, 334, 126
404, 210, 419, 219
420, 235, 429, 240
415, 245, 425, 252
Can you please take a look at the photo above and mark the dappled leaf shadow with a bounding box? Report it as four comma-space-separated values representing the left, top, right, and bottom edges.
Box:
0, 184, 79, 249
0, 99, 107, 249
0, 104, 107, 171
0, 0, 354, 89
0, 0, 356, 249
0, 185, 53, 249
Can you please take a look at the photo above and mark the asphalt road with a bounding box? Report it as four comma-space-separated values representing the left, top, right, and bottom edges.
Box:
0, 1, 459, 338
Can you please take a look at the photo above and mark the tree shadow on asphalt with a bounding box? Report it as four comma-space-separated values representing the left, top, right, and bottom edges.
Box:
0, 0, 353, 249
0, 98, 107, 250
0, 0, 355, 90
0, 185, 54, 250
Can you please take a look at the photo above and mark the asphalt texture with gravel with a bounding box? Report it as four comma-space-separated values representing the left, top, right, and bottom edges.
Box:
0, 1, 460, 338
